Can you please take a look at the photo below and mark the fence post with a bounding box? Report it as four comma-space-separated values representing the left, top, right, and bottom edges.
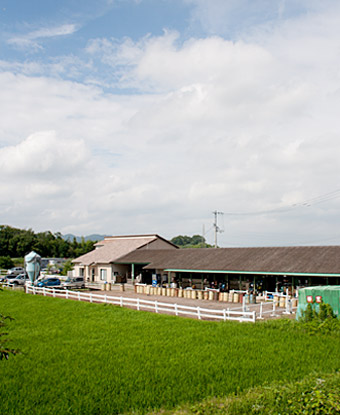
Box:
33, 286, 36, 295
137, 298, 140, 311
90, 293, 93, 303
43, 287, 46, 296
197, 306, 201, 320
120, 297, 123, 307
78, 291, 81, 301
253, 311, 256, 323
271, 300, 277, 317
242, 295, 247, 312
223, 309, 226, 321
155, 300, 158, 313
284, 296, 291, 314
66, 290, 69, 299
175, 303, 178, 316
53, 288, 55, 298
258, 301, 264, 319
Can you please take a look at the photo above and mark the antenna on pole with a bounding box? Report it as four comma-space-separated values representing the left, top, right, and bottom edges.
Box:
213, 211, 224, 248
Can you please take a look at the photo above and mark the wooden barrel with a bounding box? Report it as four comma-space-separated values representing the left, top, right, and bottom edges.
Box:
279, 296, 286, 308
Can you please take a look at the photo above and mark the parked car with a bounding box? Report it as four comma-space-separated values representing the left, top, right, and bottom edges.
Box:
37, 278, 61, 288
61, 277, 85, 290
7, 273, 30, 286
7, 267, 25, 276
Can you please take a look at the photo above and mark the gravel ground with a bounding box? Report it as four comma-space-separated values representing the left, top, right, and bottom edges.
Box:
82, 285, 295, 321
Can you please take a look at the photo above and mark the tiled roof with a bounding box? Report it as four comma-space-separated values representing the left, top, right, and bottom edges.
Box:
73, 235, 161, 266
114, 246, 340, 275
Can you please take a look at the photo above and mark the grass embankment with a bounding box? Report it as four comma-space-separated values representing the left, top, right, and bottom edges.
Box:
1, 290, 340, 414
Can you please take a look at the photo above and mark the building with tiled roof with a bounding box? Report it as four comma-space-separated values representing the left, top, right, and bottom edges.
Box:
72, 234, 178, 283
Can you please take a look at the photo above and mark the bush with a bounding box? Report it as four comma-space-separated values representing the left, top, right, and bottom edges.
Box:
300, 303, 340, 335
0, 256, 14, 270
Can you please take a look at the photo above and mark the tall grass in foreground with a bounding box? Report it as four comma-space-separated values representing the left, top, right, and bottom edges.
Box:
1, 290, 340, 414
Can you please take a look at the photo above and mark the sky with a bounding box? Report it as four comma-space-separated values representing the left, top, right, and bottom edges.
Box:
1, 0, 340, 247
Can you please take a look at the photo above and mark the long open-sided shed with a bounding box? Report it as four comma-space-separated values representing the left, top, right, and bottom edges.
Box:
115, 246, 340, 292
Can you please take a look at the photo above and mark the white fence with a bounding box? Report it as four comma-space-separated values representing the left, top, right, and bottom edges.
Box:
25, 285, 256, 323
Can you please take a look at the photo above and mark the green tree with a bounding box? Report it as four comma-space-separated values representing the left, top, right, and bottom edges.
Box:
0, 256, 14, 270
171, 234, 212, 248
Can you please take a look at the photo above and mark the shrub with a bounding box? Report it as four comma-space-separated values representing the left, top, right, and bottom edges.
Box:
0, 256, 14, 270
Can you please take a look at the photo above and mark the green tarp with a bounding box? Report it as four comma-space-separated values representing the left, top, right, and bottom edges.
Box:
297, 286, 340, 320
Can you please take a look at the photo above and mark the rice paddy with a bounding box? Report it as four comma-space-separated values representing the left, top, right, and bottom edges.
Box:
1, 289, 339, 414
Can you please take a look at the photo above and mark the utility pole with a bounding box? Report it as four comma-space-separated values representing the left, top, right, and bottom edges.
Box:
213, 211, 224, 248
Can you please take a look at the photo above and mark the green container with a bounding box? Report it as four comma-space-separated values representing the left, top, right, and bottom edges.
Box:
297, 286, 340, 320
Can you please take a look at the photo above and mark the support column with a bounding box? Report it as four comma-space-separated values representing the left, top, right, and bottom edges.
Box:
168, 271, 171, 287
131, 263, 135, 285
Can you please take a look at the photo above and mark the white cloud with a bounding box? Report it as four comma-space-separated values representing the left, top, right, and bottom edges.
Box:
8, 24, 78, 51
0, 131, 89, 177
2, 3, 340, 245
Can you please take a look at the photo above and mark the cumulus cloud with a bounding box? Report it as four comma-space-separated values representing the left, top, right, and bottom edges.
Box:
0, 131, 89, 177
2, 3, 340, 245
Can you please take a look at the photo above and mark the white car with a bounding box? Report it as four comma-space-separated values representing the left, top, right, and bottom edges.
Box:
7, 267, 25, 276
61, 277, 85, 290
7, 273, 30, 285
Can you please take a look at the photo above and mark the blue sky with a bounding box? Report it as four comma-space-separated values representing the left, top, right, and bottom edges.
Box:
1, 0, 340, 246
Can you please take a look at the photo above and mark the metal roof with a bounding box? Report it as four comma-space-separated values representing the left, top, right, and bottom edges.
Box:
115, 246, 340, 276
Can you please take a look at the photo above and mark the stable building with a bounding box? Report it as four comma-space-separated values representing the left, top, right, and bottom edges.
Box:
114, 245, 340, 293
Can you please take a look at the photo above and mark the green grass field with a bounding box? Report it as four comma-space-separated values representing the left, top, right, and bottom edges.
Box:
1, 290, 340, 414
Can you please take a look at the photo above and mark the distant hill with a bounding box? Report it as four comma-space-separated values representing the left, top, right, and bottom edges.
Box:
62, 234, 106, 243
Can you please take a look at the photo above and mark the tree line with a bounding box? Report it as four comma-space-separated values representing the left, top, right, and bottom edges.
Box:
0, 225, 97, 260
170, 234, 213, 248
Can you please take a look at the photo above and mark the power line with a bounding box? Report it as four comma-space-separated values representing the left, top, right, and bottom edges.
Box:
223, 187, 340, 216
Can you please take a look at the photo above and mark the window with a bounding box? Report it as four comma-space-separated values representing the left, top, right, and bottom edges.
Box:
79, 268, 84, 277
100, 269, 107, 281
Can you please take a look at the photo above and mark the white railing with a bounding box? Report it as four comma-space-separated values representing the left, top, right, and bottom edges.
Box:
231, 295, 298, 319
25, 285, 256, 323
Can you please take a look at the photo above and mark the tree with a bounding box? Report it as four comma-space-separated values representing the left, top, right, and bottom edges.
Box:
0, 225, 97, 259
171, 235, 213, 248
0, 256, 14, 270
